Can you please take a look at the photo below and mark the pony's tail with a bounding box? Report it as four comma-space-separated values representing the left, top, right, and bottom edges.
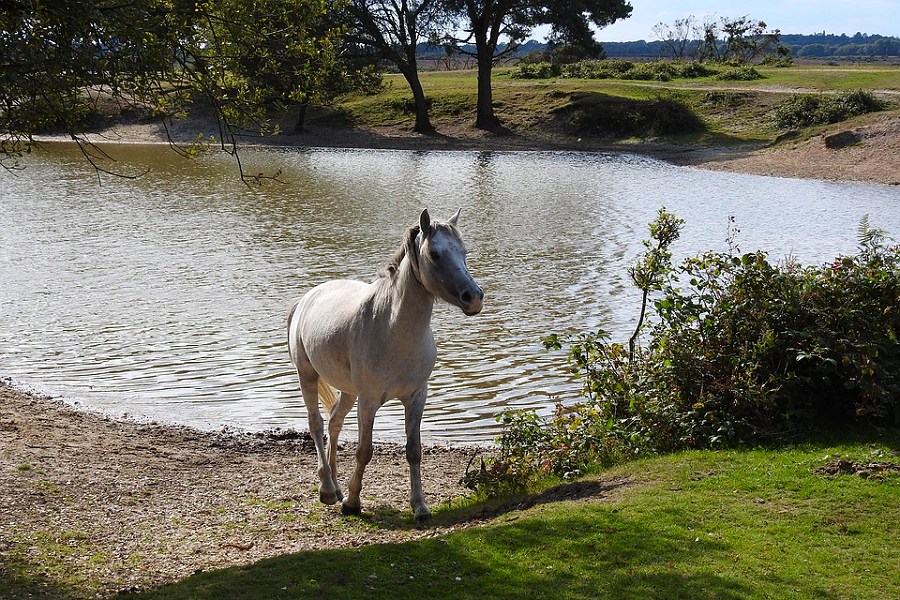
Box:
319, 381, 338, 412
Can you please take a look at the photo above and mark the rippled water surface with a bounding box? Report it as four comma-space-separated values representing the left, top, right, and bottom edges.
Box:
3, 144, 899, 442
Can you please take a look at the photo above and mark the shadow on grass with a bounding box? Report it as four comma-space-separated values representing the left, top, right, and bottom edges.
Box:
557, 91, 706, 138
1, 556, 88, 600
553, 90, 778, 163
132, 503, 751, 600
345, 476, 633, 532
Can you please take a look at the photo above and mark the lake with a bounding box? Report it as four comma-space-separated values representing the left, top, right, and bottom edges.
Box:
2, 143, 899, 442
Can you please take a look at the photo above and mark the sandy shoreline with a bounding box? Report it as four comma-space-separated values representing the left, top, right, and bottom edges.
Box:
0, 379, 477, 595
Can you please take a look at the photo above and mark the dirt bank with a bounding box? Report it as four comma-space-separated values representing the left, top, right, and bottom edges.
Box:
59, 108, 900, 186
675, 113, 900, 186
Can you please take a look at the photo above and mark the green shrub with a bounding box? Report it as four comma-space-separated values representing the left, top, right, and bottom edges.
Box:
714, 66, 763, 81
556, 60, 716, 82
566, 92, 705, 138
624, 62, 672, 81
673, 62, 719, 78
469, 212, 900, 496
561, 59, 633, 79
760, 55, 794, 67
634, 228, 900, 448
510, 62, 560, 79
461, 403, 625, 493
773, 90, 885, 129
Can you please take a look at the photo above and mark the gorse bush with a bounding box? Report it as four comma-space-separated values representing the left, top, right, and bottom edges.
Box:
713, 66, 763, 81
512, 62, 559, 79
467, 211, 900, 495
511, 60, 718, 81
773, 90, 885, 129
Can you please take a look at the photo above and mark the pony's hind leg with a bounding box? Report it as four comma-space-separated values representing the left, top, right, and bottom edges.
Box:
296, 369, 341, 505
325, 391, 356, 502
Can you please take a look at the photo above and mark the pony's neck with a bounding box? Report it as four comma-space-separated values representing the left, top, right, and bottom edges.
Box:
384, 254, 434, 330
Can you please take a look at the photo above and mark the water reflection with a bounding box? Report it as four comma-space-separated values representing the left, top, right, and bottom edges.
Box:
2, 144, 899, 442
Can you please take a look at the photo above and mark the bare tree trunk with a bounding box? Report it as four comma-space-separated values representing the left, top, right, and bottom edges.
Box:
400, 65, 434, 134
475, 48, 500, 130
294, 98, 309, 133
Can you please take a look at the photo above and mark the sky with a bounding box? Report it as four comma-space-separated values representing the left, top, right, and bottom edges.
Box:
584, 0, 900, 41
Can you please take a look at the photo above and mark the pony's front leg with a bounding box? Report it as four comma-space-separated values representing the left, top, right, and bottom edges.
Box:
404, 387, 430, 522
341, 398, 377, 516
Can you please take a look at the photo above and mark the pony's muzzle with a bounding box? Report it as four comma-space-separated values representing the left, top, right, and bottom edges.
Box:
460, 287, 484, 316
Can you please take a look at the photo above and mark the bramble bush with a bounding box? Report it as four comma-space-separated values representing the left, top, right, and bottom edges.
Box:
465, 211, 900, 495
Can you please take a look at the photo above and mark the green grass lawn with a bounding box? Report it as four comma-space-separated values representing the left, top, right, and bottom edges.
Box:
138, 430, 899, 600
754, 65, 900, 91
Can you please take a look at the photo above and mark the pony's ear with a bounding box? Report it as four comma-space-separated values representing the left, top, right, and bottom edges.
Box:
448, 208, 461, 226
419, 209, 431, 237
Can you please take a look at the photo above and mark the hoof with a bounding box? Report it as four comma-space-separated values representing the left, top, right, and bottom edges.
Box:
340, 502, 362, 517
319, 490, 339, 506
413, 508, 432, 524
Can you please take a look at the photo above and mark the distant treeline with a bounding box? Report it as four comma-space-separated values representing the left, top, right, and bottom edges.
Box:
602, 33, 900, 58
416, 33, 900, 61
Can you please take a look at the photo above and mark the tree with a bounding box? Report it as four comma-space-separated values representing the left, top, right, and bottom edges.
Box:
343, 0, 452, 133
198, 0, 347, 134
444, 0, 632, 130
686, 15, 786, 64
652, 15, 697, 60
2, 0, 179, 173
719, 16, 783, 63
695, 17, 722, 62
1, 0, 346, 181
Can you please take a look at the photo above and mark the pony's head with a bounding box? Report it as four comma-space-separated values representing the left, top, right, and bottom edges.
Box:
413, 208, 484, 316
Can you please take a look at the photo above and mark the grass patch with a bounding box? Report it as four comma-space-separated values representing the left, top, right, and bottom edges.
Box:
1, 529, 102, 599
125, 431, 899, 600
337, 64, 899, 146
757, 65, 900, 91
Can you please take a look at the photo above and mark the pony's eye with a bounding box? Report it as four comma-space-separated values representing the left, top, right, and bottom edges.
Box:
430, 251, 440, 261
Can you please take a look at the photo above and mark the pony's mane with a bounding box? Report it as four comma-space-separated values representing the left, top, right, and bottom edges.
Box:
376, 222, 460, 280
377, 225, 419, 280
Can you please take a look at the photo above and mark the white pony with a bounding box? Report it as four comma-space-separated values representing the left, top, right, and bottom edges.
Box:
287, 208, 483, 521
